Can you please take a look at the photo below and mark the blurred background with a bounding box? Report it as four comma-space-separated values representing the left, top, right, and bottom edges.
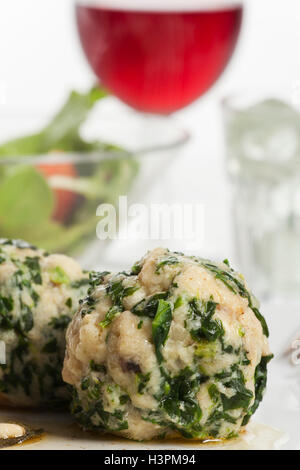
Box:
1, 0, 300, 446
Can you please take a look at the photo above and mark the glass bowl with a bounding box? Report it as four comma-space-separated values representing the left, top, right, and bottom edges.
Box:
0, 98, 189, 268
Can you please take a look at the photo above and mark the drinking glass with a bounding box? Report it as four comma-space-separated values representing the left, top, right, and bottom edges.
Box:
73, 0, 244, 268
223, 95, 300, 299
75, 0, 243, 114
0, 101, 188, 269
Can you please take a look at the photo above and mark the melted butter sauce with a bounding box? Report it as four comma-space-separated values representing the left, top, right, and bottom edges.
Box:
14, 433, 45, 448
142, 423, 288, 450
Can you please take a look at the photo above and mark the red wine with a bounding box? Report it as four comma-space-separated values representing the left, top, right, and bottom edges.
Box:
76, 1, 243, 113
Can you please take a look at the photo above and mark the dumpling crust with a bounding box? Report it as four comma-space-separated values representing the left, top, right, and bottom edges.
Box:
63, 248, 272, 441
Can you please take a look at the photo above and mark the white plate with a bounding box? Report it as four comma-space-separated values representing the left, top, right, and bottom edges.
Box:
0, 409, 287, 451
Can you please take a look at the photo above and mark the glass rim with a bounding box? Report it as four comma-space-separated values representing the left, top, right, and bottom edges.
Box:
75, 0, 244, 13
221, 92, 295, 113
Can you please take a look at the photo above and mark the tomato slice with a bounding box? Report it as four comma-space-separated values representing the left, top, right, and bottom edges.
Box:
37, 162, 78, 223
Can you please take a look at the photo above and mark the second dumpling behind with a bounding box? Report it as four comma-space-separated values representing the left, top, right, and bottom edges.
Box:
0, 239, 89, 408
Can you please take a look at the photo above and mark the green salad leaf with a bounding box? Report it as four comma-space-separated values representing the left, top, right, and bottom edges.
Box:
0, 87, 108, 157
0, 165, 54, 232
0, 86, 139, 255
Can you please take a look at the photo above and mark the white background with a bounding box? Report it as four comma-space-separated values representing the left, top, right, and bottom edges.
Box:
1, 0, 300, 449
0, 0, 300, 258
1, 0, 300, 264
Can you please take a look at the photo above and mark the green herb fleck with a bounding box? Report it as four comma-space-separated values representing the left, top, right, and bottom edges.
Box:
100, 305, 121, 328
156, 256, 180, 273
132, 292, 168, 319
202, 262, 269, 337
81, 377, 90, 391
50, 266, 70, 285
42, 338, 58, 354
49, 315, 71, 330
152, 300, 172, 364
242, 354, 273, 426
24, 256, 42, 285
136, 372, 151, 394
131, 262, 142, 275
188, 299, 224, 343
90, 360, 106, 374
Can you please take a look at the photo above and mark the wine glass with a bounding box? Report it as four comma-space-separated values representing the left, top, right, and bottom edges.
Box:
74, 0, 244, 268
75, 0, 243, 114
